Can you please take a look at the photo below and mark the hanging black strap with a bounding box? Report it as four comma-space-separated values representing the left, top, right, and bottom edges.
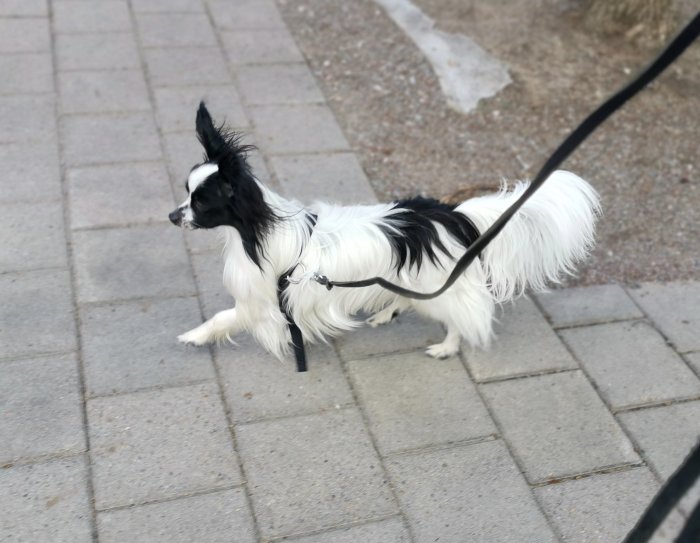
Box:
313, 10, 700, 301
277, 269, 307, 372
622, 438, 700, 543
276, 212, 318, 372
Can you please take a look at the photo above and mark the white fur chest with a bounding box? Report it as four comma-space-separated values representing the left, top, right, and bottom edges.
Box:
221, 228, 266, 301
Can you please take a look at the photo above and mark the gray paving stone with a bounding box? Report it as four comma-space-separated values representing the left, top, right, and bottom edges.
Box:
0, 142, 61, 203
348, 352, 495, 454
221, 28, 305, 65
481, 370, 639, 482
286, 517, 410, 543
628, 281, 700, 353
0, 53, 53, 94
335, 311, 444, 361
0, 456, 92, 543
0, 17, 49, 53
536, 284, 643, 328
181, 224, 224, 255
97, 487, 255, 543
618, 401, 700, 514
53, 0, 132, 33
560, 321, 700, 409
72, 223, 196, 303
0, 353, 85, 464
209, 0, 285, 30
68, 162, 173, 229
61, 113, 161, 167
81, 297, 215, 397
0, 269, 77, 358
58, 70, 150, 114
88, 383, 242, 510
0, 200, 67, 272
215, 336, 354, 423
618, 401, 700, 480
163, 130, 207, 185
686, 351, 700, 376
132, 0, 204, 12
56, 33, 141, 71
249, 104, 350, 154
136, 13, 216, 48
248, 148, 273, 184
385, 440, 557, 543
534, 468, 660, 543
464, 298, 578, 382
237, 64, 324, 106
0, 95, 56, 144
144, 47, 231, 87
154, 84, 247, 133
0, 0, 47, 16
236, 409, 397, 539
189, 249, 231, 318
271, 152, 377, 204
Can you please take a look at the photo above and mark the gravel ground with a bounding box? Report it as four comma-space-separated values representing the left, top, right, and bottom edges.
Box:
277, 0, 699, 285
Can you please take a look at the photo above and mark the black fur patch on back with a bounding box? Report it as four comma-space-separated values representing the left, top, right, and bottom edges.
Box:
381, 197, 479, 271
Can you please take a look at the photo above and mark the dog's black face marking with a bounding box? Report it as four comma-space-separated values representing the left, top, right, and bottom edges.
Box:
187, 171, 237, 229
381, 197, 480, 271
168, 102, 278, 268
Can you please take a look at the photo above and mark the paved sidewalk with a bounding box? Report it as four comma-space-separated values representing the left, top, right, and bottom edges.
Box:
1, 1, 699, 542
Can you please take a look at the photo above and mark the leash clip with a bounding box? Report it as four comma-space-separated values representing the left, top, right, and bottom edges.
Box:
312, 273, 333, 290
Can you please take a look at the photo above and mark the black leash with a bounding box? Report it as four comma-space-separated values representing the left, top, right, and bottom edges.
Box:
286, 14, 700, 538
622, 438, 700, 543
279, 11, 700, 376
311, 10, 700, 300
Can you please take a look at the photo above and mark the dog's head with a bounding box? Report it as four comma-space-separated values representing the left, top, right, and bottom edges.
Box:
169, 102, 277, 265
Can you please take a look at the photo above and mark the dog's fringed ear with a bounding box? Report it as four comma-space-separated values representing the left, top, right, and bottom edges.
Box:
196, 101, 227, 160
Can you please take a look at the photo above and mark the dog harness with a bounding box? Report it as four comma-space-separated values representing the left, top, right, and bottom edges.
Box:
276, 212, 318, 372
277, 266, 307, 372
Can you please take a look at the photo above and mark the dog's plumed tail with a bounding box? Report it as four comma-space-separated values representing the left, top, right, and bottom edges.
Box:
457, 170, 601, 302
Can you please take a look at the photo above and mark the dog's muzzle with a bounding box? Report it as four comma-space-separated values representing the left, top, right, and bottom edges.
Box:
168, 209, 182, 226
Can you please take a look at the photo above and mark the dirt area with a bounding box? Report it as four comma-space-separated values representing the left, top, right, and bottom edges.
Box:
277, 0, 700, 285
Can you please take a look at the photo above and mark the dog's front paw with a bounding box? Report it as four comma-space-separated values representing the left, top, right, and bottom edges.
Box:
425, 342, 458, 360
178, 324, 212, 347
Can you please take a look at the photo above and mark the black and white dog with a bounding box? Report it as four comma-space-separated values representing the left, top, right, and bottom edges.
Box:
169, 103, 600, 360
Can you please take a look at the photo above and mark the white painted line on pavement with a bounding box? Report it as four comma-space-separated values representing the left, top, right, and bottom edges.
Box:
374, 0, 511, 113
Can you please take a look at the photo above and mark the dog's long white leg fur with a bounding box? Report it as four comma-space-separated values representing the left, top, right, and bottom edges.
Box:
426, 325, 461, 359
178, 308, 241, 346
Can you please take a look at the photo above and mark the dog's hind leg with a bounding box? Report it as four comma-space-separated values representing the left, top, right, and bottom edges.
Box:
178, 308, 241, 346
425, 325, 461, 359
366, 298, 409, 328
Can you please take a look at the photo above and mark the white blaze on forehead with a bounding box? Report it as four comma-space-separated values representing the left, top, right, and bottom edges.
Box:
178, 163, 220, 225
188, 162, 219, 193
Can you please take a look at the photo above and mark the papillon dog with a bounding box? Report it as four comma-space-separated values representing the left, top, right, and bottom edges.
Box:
169, 103, 600, 361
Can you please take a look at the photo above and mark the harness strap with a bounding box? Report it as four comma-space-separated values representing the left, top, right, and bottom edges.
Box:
277, 269, 307, 372
314, 10, 700, 301
276, 212, 318, 372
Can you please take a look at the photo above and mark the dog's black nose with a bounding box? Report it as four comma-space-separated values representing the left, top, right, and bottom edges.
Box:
168, 209, 182, 226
